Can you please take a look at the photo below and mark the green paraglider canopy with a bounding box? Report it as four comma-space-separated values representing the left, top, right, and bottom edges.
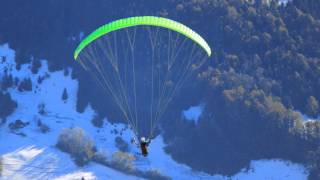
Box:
74, 16, 211, 59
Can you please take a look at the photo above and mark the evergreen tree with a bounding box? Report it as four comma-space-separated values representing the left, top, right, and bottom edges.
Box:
31, 59, 42, 74
1, 74, 13, 90
0, 92, 17, 121
62, 88, 68, 102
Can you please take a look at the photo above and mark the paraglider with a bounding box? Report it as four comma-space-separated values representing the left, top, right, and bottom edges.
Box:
131, 137, 151, 156
74, 16, 211, 155
139, 137, 151, 157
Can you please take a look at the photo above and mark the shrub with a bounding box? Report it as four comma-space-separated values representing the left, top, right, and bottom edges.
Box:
143, 169, 171, 180
8, 119, 29, 130
37, 119, 49, 133
110, 151, 136, 172
92, 150, 170, 179
115, 136, 129, 152
18, 78, 32, 92
56, 127, 96, 166
92, 151, 109, 166
37, 73, 50, 84
91, 114, 104, 128
38, 103, 47, 115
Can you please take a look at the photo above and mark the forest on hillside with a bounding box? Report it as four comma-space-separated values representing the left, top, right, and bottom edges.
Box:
164, 1, 320, 179
0, 0, 319, 179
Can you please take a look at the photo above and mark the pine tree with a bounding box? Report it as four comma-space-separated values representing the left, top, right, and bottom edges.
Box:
0, 92, 17, 120
62, 88, 68, 102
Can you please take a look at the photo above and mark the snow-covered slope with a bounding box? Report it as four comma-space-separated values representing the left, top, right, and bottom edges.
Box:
0, 43, 309, 179
0, 44, 142, 180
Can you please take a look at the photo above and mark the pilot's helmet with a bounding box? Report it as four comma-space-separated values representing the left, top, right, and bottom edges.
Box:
141, 137, 146, 142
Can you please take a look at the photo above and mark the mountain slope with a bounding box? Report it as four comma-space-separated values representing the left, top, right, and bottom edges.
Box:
0, 43, 309, 179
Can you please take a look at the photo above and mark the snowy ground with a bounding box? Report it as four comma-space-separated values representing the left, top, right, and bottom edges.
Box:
0, 43, 309, 179
298, 111, 319, 123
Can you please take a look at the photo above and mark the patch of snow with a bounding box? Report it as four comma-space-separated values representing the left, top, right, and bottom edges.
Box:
1, 146, 59, 180
67, 32, 85, 42
296, 111, 319, 123
79, 32, 84, 40
182, 104, 204, 123
233, 159, 308, 180
2, 146, 44, 178
279, 0, 290, 5
53, 172, 96, 180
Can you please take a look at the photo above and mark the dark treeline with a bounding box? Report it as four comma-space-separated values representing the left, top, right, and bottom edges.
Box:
0, 0, 319, 179
163, 0, 320, 179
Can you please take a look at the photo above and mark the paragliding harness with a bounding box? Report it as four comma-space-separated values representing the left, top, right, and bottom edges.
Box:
140, 139, 150, 157
132, 137, 151, 157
